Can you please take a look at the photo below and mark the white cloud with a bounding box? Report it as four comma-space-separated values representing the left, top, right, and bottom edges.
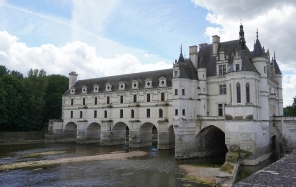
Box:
192, 0, 296, 106
0, 31, 171, 80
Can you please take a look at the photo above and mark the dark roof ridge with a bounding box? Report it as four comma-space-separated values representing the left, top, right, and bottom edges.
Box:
77, 68, 173, 82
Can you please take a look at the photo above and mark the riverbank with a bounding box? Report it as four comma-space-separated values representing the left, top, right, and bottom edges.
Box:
0, 132, 44, 145
0, 150, 147, 171
179, 164, 221, 186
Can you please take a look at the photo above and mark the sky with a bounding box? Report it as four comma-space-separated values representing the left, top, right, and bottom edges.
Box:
0, 0, 295, 106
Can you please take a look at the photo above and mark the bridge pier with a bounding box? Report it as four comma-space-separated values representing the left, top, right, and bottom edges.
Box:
100, 121, 114, 146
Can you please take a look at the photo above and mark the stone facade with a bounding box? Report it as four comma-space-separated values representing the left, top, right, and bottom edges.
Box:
48, 24, 296, 165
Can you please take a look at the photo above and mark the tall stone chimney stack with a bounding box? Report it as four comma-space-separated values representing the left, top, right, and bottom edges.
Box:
69, 71, 78, 89
212, 35, 220, 56
189, 45, 198, 68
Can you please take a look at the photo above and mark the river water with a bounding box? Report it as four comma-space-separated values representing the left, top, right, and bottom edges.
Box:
0, 143, 276, 187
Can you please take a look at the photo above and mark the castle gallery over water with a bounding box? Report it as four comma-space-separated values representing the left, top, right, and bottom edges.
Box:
47, 24, 296, 165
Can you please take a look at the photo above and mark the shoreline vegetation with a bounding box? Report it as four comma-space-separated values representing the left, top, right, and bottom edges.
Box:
179, 164, 221, 186
0, 151, 147, 171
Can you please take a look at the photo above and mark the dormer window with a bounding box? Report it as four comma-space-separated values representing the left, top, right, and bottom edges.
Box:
82, 85, 87, 94
174, 70, 179, 78
70, 88, 75, 94
119, 81, 125, 90
145, 78, 152, 88
132, 80, 139, 89
93, 84, 99, 93
235, 64, 240, 71
105, 83, 112, 91
158, 77, 167, 87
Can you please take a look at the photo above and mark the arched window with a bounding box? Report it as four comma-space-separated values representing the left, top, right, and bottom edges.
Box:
159, 109, 163, 118
246, 83, 250, 103
237, 83, 241, 103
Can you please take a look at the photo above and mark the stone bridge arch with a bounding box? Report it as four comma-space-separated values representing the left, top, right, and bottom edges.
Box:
139, 122, 158, 147
111, 122, 129, 145
195, 125, 228, 157
86, 122, 101, 143
64, 122, 77, 142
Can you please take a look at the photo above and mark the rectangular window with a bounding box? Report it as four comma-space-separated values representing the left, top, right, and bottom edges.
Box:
218, 104, 223, 116
104, 110, 107, 118
94, 97, 97, 105
175, 109, 178, 116
83, 98, 85, 105
219, 64, 226, 75
107, 96, 110, 104
159, 109, 163, 118
219, 84, 227, 95
120, 96, 123, 104
147, 109, 150, 118
71, 99, 74, 106
161, 93, 165, 101
120, 109, 123, 118
94, 110, 97, 118
131, 109, 134, 118
71, 111, 73, 118
235, 64, 240, 71
175, 89, 178, 96
182, 109, 185, 116
147, 94, 150, 102
182, 89, 185, 95
133, 95, 137, 102
174, 71, 178, 77
80, 111, 83, 118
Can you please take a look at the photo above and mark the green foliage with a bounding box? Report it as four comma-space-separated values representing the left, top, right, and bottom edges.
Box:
0, 67, 68, 131
284, 97, 296, 116
43, 74, 68, 124
0, 65, 10, 77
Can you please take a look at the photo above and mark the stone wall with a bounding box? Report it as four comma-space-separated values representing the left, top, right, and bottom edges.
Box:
0, 131, 45, 144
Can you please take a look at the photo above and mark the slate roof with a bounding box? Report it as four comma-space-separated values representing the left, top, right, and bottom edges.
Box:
274, 59, 282, 75
176, 53, 198, 80
198, 40, 258, 76
252, 38, 265, 57
64, 69, 173, 96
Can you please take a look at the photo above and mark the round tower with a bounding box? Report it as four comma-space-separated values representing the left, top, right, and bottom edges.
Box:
252, 31, 269, 120
197, 57, 207, 116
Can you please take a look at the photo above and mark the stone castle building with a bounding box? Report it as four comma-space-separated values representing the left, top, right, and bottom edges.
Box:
48, 24, 296, 165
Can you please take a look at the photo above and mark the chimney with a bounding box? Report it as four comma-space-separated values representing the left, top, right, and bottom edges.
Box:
212, 35, 220, 56
69, 71, 78, 89
189, 45, 198, 68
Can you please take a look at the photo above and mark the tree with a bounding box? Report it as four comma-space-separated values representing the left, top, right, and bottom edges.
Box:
0, 80, 8, 126
284, 97, 296, 116
22, 69, 48, 130
0, 74, 25, 131
43, 74, 68, 124
0, 65, 10, 77
10, 70, 24, 79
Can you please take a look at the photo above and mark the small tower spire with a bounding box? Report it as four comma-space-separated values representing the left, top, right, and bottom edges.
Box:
256, 28, 258, 39
180, 44, 182, 54
239, 23, 246, 51
274, 51, 276, 60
